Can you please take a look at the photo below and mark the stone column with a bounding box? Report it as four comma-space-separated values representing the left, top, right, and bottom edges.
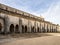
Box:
34, 21, 36, 33
52, 25, 53, 32
36, 23, 39, 33
53, 26, 55, 32
47, 24, 48, 32
40, 22, 42, 33
41, 22, 42, 33
44, 22, 46, 32
39, 22, 41, 32
54, 26, 55, 32
41, 22, 44, 33
45, 24, 47, 33
54, 26, 56, 32
48, 24, 50, 32
28, 20, 31, 33
56, 26, 58, 32
4, 16, 9, 34
50, 25, 52, 32
19, 18, 22, 33
45, 23, 47, 33
49, 24, 51, 32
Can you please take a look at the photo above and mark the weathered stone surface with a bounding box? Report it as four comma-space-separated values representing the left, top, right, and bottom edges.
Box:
0, 3, 60, 34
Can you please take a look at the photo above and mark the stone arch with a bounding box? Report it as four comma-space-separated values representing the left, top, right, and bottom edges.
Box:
0, 23, 2, 32
22, 25, 24, 33
25, 25, 27, 33
15, 24, 19, 33
10, 24, 14, 33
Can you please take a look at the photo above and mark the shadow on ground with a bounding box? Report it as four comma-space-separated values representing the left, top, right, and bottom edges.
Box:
0, 33, 54, 39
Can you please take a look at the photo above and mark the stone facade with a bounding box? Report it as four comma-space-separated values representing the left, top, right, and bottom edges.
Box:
0, 3, 59, 34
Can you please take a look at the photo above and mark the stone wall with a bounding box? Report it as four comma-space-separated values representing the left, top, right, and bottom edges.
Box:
0, 3, 59, 34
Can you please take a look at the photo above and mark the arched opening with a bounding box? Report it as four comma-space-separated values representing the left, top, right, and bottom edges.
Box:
22, 25, 24, 33
25, 26, 27, 33
10, 24, 14, 33
15, 25, 19, 33
37, 27, 39, 32
47, 29, 49, 32
0, 23, 2, 32
31, 26, 34, 33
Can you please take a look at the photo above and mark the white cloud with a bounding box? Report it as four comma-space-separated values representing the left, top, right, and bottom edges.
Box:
41, 2, 60, 24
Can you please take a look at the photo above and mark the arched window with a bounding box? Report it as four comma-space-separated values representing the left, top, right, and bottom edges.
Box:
15, 25, 19, 33
10, 24, 14, 33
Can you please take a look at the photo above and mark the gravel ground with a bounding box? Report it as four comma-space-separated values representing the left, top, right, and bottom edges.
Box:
0, 33, 60, 45
1, 36, 60, 45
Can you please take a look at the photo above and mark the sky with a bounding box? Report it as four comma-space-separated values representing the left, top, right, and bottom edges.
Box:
0, 0, 60, 24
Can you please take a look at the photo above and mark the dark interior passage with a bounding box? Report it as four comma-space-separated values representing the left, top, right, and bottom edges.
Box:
10, 24, 14, 33
25, 26, 27, 33
15, 25, 19, 33
0, 23, 2, 32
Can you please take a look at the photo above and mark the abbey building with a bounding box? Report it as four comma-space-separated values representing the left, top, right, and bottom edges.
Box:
0, 3, 60, 34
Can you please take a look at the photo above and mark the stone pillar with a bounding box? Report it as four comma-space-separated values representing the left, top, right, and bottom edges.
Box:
50, 25, 51, 32
45, 24, 47, 33
39, 22, 41, 32
50, 25, 52, 32
49, 25, 51, 32
41, 22, 42, 33
48, 24, 50, 32
34, 21, 36, 33
36, 22, 37, 33
47, 24, 48, 32
53, 26, 55, 32
54, 26, 56, 32
52, 25, 53, 32
19, 18, 22, 33
4, 16, 9, 34
41, 22, 44, 33
56, 25, 59, 32
46, 24, 48, 32
28, 20, 31, 33
44, 22, 46, 32
40, 22, 42, 33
